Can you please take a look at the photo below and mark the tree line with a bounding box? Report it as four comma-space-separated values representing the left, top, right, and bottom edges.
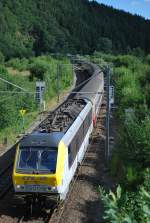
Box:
0, 0, 150, 60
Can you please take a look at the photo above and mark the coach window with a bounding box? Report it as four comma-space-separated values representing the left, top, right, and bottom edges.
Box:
84, 116, 88, 136
78, 124, 84, 148
68, 137, 77, 168
68, 146, 73, 168
76, 137, 80, 152
89, 109, 92, 125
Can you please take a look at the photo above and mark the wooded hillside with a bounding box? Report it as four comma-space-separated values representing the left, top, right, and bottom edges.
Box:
0, 0, 150, 59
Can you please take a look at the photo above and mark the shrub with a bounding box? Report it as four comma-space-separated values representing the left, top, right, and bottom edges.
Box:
131, 47, 145, 58
145, 55, 150, 65
0, 97, 18, 129
103, 53, 150, 223
99, 171, 150, 223
29, 60, 50, 80
7, 58, 29, 71
0, 65, 8, 76
0, 51, 5, 63
113, 67, 143, 109
114, 55, 140, 69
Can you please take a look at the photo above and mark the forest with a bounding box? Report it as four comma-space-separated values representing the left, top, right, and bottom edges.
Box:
0, 0, 150, 60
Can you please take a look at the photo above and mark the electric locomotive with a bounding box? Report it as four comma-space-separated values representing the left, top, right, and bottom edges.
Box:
12, 65, 104, 205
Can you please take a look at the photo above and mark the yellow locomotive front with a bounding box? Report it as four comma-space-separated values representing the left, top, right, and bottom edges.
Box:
13, 132, 66, 203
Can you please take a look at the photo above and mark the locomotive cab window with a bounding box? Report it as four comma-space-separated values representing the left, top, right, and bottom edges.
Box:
17, 147, 57, 174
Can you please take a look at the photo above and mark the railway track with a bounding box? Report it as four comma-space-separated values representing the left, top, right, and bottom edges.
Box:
0, 164, 13, 199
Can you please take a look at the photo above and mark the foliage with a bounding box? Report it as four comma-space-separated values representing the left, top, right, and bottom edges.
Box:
0, 0, 150, 58
0, 97, 18, 128
99, 171, 150, 223
113, 66, 143, 112
145, 54, 150, 65
0, 56, 72, 147
0, 51, 5, 63
97, 37, 112, 54
6, 58, 29, 71
131, 47, 145, 58
96, 53, 150, 222
29, 60, 50, 81
113, 55, 140, 69
0, 64, 8, 76
124, 117, 150, 168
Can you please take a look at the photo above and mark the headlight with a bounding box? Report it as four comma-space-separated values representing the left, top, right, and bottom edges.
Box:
50, 187, 57, 192
16, 185, 21, 189
16, 185, 25, 190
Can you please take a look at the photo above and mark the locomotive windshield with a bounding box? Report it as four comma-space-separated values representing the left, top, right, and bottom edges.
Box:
16, 147, 57, 174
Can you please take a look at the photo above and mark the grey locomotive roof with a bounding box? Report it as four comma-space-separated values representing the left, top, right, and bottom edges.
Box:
38, 99, 86, 133
74, 70, 103, 103
20, 132, 64, 148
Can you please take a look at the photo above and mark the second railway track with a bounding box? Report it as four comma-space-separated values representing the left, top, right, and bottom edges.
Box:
0, 165, 13, 199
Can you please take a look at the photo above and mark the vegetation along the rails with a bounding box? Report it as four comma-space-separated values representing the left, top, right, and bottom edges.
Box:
0, 56, 72, 147
93, 53, 150, 223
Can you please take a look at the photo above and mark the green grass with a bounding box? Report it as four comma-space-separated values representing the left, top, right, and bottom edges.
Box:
0, 55, 73, 148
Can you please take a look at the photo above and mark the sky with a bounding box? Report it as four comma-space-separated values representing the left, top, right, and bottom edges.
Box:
94, 0, 150, 19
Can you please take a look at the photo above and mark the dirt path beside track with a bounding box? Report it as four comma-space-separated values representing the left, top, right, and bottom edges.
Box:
58, 106, 116, 223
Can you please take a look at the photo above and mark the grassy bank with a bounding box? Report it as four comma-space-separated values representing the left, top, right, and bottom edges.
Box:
0, 55, 73, 150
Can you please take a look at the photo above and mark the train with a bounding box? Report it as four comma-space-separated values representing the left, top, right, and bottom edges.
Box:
12, 63, 104, 207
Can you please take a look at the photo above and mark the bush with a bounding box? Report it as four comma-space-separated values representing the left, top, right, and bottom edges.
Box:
114, 55, 140, 69
97, 37, 113, 54
145, 55, 150, 65
131, 47, 145, 58
0, 51, 5, 63
113, 67, 143, 109
0, 65, 8, 76
100, 174, 150, 223
7, 58, 29, 71
0, 97, 18, 129
29, 60, 50, 81
102, 53, 150, 223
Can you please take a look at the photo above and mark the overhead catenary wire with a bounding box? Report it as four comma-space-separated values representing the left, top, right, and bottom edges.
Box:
0, 64, 101, 105
0, 91, 36, 94
67, 91, 103, 94
0, 68, 100, 97
0, 95, 17, 103
71, 70, 101, 92
0, 77, 29, 92
0, 95, 36, 104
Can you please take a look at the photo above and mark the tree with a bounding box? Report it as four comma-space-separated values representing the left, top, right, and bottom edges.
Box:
0, 51, 4, 63
97, 37, 112, 53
